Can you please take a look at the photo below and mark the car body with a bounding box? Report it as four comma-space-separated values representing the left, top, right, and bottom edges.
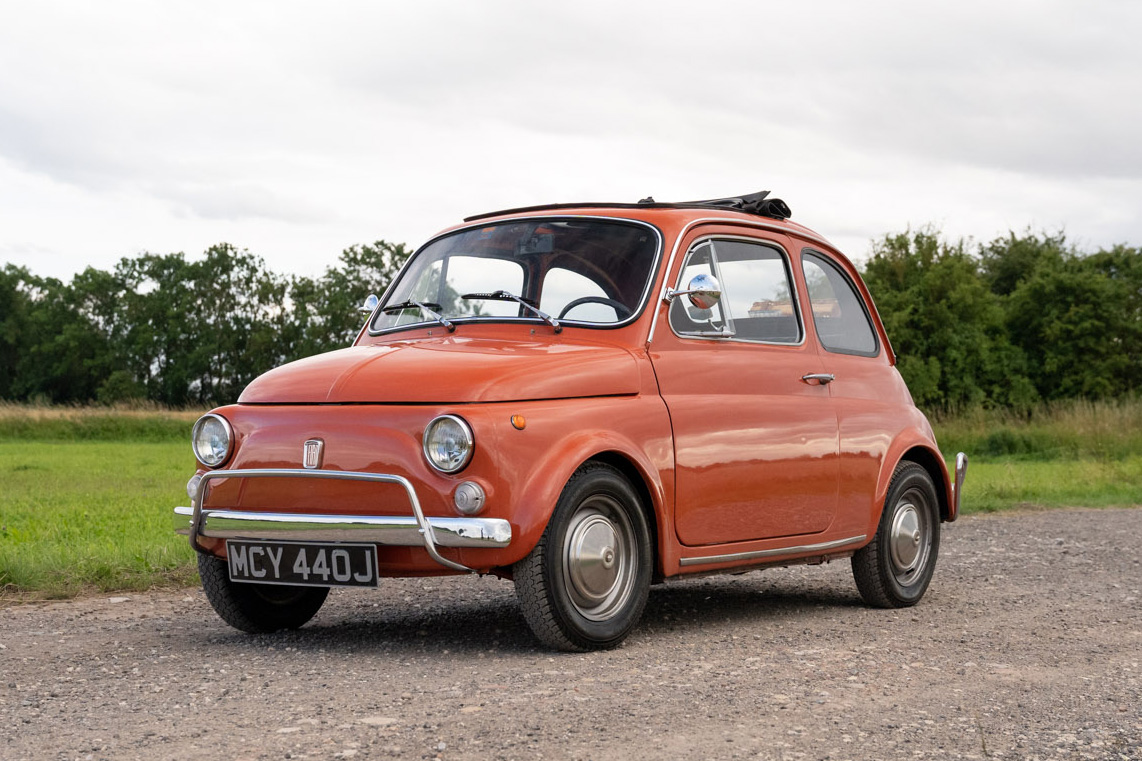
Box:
176, 191, 968, 651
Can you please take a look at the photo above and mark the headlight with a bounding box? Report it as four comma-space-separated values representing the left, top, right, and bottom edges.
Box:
191, 413, 233, 468
423, 415, 474, 473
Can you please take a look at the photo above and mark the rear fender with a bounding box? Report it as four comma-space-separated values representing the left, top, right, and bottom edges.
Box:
867, 435, 954, 540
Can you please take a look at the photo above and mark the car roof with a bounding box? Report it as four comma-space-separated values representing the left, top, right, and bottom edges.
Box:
464, 190, 791, 223
459, 191, 837, 254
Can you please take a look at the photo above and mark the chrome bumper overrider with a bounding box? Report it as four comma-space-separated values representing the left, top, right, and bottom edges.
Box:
952, 452, 968, 519
175, 468, 511, 573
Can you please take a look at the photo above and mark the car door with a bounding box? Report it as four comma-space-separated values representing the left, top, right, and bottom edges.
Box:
650, 231, 840, 546
799, 249, 891, 517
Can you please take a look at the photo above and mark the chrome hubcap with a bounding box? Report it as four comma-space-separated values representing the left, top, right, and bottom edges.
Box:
562, 497, 635, 621
888, 495, 930, 584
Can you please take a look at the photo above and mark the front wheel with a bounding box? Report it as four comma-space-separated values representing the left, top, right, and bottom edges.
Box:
514, 463, 652, 651
852, 461, 941, 608
198, 553, 329, 633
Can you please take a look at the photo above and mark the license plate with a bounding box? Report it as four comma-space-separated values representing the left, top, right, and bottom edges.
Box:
225, 540, 379, 588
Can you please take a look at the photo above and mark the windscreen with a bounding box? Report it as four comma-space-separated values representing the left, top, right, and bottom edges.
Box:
371, 218, 659, 332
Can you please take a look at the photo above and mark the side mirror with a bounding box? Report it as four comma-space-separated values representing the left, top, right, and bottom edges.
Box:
666, 273, 721, 310
359, 293, 379, 314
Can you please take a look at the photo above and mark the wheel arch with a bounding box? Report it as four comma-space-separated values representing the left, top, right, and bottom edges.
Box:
505, 420, 672, 574
583, 451, 664, 581
894, 445, 953, 522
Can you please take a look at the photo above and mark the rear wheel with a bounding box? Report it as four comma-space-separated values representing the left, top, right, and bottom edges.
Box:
514, 463, 652, 651
852, 461, 940, 608
198, 552, 329, 633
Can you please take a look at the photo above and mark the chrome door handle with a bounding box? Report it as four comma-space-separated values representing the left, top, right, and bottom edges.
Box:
801, 373, 835, 385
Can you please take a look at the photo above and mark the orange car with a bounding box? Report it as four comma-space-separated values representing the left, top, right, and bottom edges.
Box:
176, 191, 968, 651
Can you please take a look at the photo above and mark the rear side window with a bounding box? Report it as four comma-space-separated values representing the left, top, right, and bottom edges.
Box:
802, 252, 878, 356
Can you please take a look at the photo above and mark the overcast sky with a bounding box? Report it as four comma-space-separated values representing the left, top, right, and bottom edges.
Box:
2, 1, 1140, 281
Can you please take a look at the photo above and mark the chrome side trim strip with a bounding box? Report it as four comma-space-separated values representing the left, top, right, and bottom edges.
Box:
679, 534, 867, 567
185, 468, 499, 573
174, 506, 511, 547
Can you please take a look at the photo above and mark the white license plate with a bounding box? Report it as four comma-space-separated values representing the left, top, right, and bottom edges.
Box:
225, 540, 379, 588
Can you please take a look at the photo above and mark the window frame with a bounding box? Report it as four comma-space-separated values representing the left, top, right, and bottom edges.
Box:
366, 216, 664, 337
668, 235, 805, 347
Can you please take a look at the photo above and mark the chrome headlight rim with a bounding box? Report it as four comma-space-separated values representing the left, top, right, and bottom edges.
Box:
422, 414, 475, 474
191, 413, 234, 468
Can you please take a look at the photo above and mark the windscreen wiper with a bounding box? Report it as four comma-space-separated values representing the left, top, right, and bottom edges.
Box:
380, 300, 455, 332
461, 290, 562, 333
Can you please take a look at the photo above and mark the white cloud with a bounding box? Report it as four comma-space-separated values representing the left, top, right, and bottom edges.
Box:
1, 0, 1140, 281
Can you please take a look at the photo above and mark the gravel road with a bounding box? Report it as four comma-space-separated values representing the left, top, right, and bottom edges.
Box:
3, 507, 1140, 761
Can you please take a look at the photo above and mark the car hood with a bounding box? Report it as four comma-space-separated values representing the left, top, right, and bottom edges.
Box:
238, 337, 642, 404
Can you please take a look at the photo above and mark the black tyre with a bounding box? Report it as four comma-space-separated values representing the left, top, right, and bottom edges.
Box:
197, 552, 329, 633
514, 463, 652, 651
852, 461, 941, 608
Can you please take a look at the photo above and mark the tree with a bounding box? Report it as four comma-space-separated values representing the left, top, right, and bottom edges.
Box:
861, 229, 1037, 411
978, 230, 1069, 296
286, 240, 412, 359
1005, 245, 1142, 400
0, 266, 31, 399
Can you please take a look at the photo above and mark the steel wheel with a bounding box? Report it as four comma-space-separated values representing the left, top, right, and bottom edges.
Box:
887, 492, 932, 587
561, 495, 639, 622
852, 461, 941, 608
515, 463, 652, 651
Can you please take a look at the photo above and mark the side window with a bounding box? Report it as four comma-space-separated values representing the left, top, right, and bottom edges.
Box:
802, 252, 878, 356
669, 239, 801, 343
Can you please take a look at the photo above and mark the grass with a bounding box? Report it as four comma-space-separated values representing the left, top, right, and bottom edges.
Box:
0, 401, 200, 442
930, 398, 1142, 514
932, 398, 1142, 462
0, 399, 1138, 597
0, 440, 197, 599
956, 457, 1142, 514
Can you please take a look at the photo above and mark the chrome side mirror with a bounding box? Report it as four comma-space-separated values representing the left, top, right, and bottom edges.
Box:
359, 293, 379, 314
665, 273, 722, 310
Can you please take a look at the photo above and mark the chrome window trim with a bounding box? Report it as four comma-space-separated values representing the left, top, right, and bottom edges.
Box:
664, 234, 807, 347
365, 216, 664, 337
679, 534, 867, 567
647, 216, 830, 344
191, 413, 234, 468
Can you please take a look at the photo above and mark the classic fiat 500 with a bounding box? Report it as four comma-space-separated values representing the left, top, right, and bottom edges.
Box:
176, 191, 967, 651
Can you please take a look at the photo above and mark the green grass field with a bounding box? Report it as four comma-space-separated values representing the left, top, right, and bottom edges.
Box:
0, 440, 197, 597
0, 400, 1138, 597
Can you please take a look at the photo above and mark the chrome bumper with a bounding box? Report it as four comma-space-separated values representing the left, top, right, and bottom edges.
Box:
951, 452, 968, 519
176, 468, 511, 573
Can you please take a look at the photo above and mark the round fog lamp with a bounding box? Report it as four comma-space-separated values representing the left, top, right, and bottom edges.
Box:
191, 413, 233, 467
423, 414, 474, 473
453, 481, 486, 515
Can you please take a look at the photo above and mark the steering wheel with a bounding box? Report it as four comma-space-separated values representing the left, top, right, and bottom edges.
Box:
557, 296, 633, 321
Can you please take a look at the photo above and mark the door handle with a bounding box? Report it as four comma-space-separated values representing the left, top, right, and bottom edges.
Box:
801, 373, 835, 385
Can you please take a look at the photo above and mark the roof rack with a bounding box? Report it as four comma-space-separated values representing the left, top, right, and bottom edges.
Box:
463, 190, 792, 223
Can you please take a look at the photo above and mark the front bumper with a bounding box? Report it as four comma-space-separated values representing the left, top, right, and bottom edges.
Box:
175, 467, 511, 573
